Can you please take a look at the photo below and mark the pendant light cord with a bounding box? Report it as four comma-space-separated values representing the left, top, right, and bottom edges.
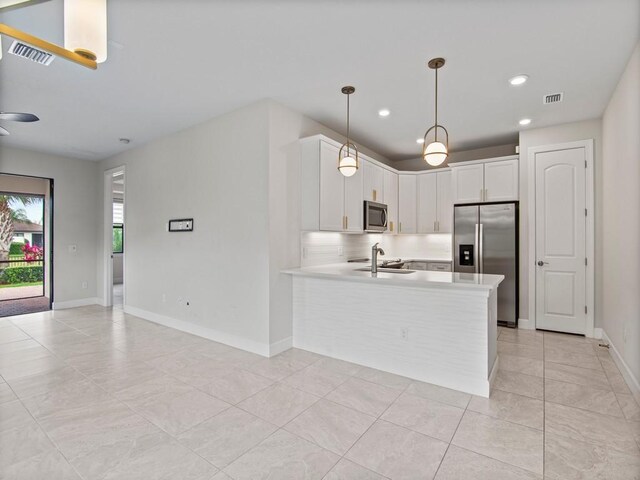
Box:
434, 66, 438, 142
346, 92, 350, 157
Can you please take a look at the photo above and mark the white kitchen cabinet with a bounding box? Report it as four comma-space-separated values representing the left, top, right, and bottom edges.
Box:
451, 156, 519, 204
363, 160, 385, 203
436, 170, 453, 233
451, 164, 484, 204
417, 173, 437, 233
398, 175, 417, 234
315, 140, 363, 232
417, 171, 453, 234
484, 159, 519, 202
344, 165, 364, 232
318, 142, 345, 231
383, 169, 398, 233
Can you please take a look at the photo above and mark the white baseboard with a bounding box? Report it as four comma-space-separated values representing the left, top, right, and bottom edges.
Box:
517, 318, 534, 330
593, 328, 603, 340
269, 336, 292, 356
123, 305, 275, 358
602, 330, 640, 403
53, 297, 99, 310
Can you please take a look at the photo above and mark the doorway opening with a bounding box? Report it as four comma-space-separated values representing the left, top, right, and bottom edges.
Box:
104, 168, 125, 308
0, 174, 53, 317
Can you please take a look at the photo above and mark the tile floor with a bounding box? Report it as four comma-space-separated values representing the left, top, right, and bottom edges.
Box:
0, 306, 639, 479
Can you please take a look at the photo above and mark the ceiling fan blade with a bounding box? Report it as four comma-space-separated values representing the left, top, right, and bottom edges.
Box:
0, 126, 10, 136
0, 112, 39, 122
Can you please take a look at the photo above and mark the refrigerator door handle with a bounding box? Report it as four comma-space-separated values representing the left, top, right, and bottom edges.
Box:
479, 223, 484, 274
474, 223, 479, 274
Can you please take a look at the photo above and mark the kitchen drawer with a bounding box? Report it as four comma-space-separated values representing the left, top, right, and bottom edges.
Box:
427, 262, 452, 272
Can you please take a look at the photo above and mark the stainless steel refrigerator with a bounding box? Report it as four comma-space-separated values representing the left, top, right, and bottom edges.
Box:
454, 202, 518, 327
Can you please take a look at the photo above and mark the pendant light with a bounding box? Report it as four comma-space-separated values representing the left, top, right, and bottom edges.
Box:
338, 86, 359, 177
64, 0, 108, 63
422, 58, 449, 167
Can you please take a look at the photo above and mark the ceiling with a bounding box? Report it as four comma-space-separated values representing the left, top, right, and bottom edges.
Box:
0, 0, 638, 162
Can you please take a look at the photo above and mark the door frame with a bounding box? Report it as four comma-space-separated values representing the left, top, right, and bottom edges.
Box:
103, 166, 125, 307
527, 139, 594, 337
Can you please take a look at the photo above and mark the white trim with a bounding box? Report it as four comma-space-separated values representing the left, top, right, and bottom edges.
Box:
123, 305, 271, 357
269, 336, 292, 356
593, 328, 603, 340
517, 318, 534, 330
449, 154, 519, 169
602, 330, 640, 404
489, 355, 500, 389
53, 297, 99, 310
527, 139, 595, 336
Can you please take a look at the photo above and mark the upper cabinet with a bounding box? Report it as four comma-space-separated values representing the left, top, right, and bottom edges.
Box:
302, 136, 517, 235
398, 175, 417, 234
302, 138, 364, 232
363, 161, 385, 203
383, 169, 398, 234
483, 159, 519, 202
417, 170, 452, 234
451, 163, 484, 204
451, 157, 519, 204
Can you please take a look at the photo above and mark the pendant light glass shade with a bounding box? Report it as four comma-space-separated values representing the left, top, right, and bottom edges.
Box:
422, 58, 449, 167
64, 0, 108, 63
424, 140, 448, 166
338, 86, 359, 177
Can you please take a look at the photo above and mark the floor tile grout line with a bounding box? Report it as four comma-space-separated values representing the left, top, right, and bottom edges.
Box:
1, 360, 87, 479
6, 313, 225, 476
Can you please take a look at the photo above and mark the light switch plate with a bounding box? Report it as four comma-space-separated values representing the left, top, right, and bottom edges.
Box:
168, 218, 194, 232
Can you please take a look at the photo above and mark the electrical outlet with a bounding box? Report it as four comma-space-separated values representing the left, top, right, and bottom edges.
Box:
623, 323, 629, 343
161, 294, 166, 303
81, 281, 87, 289
401, 327, 409, 341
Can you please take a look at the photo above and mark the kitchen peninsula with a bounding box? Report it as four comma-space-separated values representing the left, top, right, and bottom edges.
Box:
284, 264, 503, 397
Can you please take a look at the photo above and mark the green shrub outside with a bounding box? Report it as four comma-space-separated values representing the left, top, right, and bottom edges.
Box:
0, 265, 43, 284
9, 243, 24, 255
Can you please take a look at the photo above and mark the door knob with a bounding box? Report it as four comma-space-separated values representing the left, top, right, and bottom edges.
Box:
537, 261, 548, 266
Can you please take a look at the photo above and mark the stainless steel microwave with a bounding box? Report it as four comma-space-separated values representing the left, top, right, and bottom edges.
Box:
364, 201, 388, 232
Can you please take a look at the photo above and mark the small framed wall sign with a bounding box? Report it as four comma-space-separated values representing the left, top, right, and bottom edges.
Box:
168, 218, 194, 232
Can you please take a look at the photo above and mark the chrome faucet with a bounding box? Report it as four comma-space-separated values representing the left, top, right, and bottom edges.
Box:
371, 242, 385, 274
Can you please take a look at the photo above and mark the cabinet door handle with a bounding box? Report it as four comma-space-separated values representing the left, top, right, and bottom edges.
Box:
399, 222, 402, 233
345, 216, 348, 230
373, 189, 377, 201
433, 220, 436, 232
480, 189, 483, 202
390, 221, 394, 232
484, 188, 488, 201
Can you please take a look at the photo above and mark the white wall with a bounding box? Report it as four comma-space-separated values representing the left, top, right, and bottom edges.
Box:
602, 43, 640, 383
99, 101, 272, 353
0, 147, 99, 305
518, 119, 603, 326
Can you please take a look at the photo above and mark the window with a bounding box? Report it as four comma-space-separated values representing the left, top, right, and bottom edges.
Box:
112, 224, 123, 254
112, 200, 124, 254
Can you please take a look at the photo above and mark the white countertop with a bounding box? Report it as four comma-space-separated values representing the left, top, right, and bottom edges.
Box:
283, 263, 503, 292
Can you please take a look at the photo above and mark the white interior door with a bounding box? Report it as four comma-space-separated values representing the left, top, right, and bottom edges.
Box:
534, 147, 586, 334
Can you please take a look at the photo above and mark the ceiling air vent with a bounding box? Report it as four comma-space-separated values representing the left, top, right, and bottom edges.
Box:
8, 40, 55, 66
543, 92, 563, 104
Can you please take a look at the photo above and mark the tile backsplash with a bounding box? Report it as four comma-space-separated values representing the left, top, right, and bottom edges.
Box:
301, 232, 452, 267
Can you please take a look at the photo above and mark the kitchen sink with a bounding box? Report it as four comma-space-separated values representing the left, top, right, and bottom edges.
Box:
353, 267, 416, 274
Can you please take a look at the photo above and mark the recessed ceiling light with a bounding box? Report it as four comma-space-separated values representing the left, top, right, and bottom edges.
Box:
416, 138, 425, 144
519, 118, 531, 126
378, 109, 390, 117
509, 74, 529, 86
